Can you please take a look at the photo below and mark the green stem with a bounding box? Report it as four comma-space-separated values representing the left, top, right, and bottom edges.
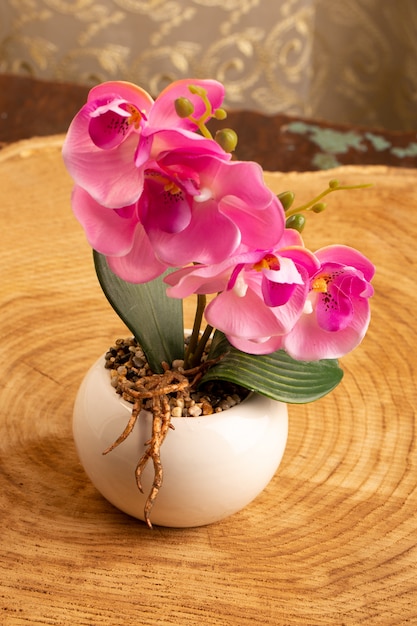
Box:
184, 294, 206, 369
190, 323, 214, 369
188, 86, 213, 139
285, 182, 373, 218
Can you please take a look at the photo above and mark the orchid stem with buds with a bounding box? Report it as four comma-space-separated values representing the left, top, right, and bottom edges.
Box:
188, 85, 214, 139
285, 180, 373, 218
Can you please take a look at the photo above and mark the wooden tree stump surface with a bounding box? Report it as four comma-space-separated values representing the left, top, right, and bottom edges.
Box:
1, 135, 416, 625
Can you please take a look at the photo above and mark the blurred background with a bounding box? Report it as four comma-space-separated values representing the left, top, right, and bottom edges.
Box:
0, 0, 416, 131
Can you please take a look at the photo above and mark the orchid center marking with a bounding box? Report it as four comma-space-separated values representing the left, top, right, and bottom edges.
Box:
146, 170, 182, 195
253, 253, 280, 272
312, 276, 329, 293
163, 180, 182, 196
126, 104, 144, 129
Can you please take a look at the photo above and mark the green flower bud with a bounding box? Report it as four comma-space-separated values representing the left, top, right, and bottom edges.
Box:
286, 214, 306, 233
188, 84, 206, 97
328, 179, 339, 189
215, 128, 238, 153
214, 108, 227, 120
312, 202, 326, 213
175, 97, 195, 118
277, 190, 295, 211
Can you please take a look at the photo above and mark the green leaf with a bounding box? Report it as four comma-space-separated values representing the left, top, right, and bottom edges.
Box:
93, 251, 184, 373
203, 331, 343, 404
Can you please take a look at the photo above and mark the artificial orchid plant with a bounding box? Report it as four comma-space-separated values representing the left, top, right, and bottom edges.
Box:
62, 78, 374, 405
63, 78, 376, 526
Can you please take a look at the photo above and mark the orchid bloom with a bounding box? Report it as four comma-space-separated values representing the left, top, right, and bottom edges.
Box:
62, 79, 227, 209
166, 229, 320, 354
282, 245, 375, 360
62, 81, 153, 208
70, 137, 284, 277
137, 151, 286, 267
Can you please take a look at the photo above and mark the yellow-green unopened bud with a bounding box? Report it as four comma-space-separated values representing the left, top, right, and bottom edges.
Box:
312, 202, 326, 213
214, 107, 227, 120
328, 179, 339, 189
188, 84, 206, 97
278, 190, 295, 211
215, 128, 238, 153
286, 214, 306, 233
175, 97, 195, 118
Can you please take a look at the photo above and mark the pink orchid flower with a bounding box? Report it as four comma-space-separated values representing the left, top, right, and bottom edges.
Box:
166, 230, 320, 353
70, 138, 282, 277
138, 152, 286, 266
62, 79, 227, 209
71, 185, 167, 282
62, 81, 153, 208
282, 245, 375, 360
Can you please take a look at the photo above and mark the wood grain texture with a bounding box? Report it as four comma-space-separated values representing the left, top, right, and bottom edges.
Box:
1, 136, 416, 625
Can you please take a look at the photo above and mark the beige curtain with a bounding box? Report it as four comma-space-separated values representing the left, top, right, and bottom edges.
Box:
0, 0, 416, 130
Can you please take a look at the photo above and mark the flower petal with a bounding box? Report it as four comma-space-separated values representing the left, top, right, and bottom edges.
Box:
284, 295, 371, 360
226, 334, 285, 355
63, 122, 143, 208
164, 265, 230, 298
62, 81, 154, 208
71, 186, 137, 255
205, 287, 288, 339
139, 170, 193, 234
146, 198, 241, 265
206, 160, 285, 249
316, 245, 375, 281
107, 224, 168, 283
148, 79, 225, 131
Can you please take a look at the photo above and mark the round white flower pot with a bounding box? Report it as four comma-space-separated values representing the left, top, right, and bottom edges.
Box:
73, 355, 288, 528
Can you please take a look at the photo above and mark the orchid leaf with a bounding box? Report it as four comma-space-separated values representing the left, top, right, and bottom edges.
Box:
203, 331, 343, 404
93, 251, 184, 373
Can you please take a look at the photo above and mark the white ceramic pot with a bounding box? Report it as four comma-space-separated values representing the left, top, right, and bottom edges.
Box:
73, 355, 288, 528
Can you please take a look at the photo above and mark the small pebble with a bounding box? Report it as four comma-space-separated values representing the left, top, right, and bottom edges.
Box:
188, 405, 202, 417
132, 355, 146, 368
226, 395, 236, 407
202, 401, 214, 415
